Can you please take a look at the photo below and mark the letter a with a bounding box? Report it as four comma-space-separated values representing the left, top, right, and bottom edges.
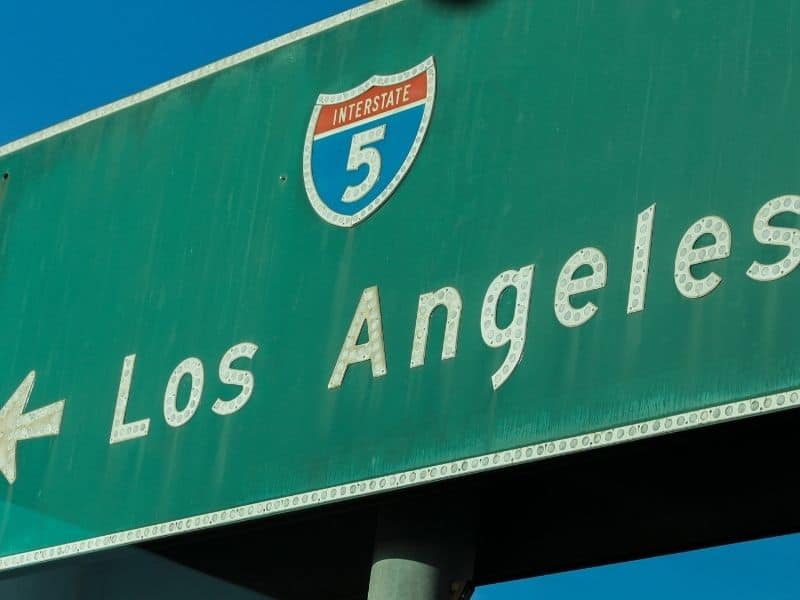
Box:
328, 286, 387, 389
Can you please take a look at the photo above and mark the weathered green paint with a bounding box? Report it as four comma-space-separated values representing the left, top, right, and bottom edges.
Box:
1, 0, 799, 562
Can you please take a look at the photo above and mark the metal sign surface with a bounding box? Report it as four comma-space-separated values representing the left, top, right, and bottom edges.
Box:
1, 0, 799, 570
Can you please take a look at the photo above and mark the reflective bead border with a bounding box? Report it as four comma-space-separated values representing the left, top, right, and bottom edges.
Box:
0, 0, 408, 159
2, 386, 798, 571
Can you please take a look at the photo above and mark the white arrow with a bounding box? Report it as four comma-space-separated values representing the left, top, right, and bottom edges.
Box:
0, 371, 65, 485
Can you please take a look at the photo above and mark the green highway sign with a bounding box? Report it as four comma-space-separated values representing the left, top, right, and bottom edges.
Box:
1, 0, 799, 569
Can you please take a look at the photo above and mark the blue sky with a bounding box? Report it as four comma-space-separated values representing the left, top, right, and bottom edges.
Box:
0, 0, 365, 145
2, 1, 799, 597
475, 534, 800, 599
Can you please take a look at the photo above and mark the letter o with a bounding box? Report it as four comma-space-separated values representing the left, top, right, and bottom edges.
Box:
163, 357, 204, 428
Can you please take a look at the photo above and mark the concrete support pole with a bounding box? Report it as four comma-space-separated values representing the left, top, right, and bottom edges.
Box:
367, 495, 476, 600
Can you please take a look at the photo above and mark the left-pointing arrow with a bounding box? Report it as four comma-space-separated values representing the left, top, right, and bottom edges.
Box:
0, 371, 65, 485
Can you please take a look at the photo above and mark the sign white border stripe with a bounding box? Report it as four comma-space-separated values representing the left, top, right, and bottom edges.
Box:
0, 0, 407, 159
1, 385, 798, 571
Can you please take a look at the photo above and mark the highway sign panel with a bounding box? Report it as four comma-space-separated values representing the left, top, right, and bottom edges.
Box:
0, 0, 799, 570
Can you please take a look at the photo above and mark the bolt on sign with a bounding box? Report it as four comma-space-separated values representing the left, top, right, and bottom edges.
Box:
1, 0, 799, 570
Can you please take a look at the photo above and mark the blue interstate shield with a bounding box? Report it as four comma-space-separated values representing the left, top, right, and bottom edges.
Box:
302, 57, 436, 227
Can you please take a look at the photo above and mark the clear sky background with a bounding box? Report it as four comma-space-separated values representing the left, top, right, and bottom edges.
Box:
0, 0, 365, 145
2, 1, 799, 597
475, 534, 800, 599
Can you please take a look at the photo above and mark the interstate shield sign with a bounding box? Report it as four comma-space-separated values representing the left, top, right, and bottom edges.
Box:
303, 57, 436, 227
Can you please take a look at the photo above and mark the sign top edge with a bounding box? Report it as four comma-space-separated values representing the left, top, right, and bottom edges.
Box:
0, 0, 406, 159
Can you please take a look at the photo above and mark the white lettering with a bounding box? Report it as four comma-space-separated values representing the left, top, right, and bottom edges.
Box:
164, 357, 204, 428
328, 286, 387, 389
410, 287, 462, 368
109, 354, 150, 444
212, 342, 259, 416
746, 195, 800, 282
627, 204, 655, 314
554, 248, 607, 327
480, 265, 534, 390
674, 216, 731, 298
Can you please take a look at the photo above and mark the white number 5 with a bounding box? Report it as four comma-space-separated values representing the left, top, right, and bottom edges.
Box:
341, 124, 386, 203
